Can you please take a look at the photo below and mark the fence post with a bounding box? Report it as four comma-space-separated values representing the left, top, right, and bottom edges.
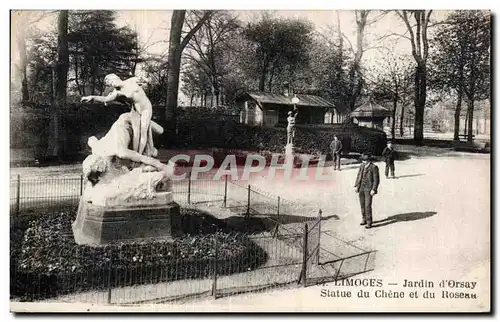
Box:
246, 185, 251, 217
223, 175, 228, 208
107, 261, 112, 304
272, 196, 281, 238
16, 174, 21, 218
187, 171, 192, 204
80, 174, 84, 196
316, 209, 322, 264
211, 235, 218, 299
298, 223, 308, 286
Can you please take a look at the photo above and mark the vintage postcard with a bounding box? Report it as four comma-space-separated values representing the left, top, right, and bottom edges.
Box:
9, 9, 491, 313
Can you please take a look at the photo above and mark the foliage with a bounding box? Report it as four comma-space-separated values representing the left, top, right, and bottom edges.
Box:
68, 10, 142, 96
181, 62, 212, 105
19, 10, 142, 104
25, 32, 58, 104
240, 15, 314, 91
182, 11, 241, 107
429, 10, 490, 103
142, 56, 169, 105
299, 34, 353, 111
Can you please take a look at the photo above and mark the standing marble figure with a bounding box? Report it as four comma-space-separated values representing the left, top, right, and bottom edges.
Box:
287, 107, 299, 145
354, 153, 380, 229
81, 74, 157, 158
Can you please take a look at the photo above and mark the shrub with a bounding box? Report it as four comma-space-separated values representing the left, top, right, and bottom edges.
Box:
10, 103, 129, 156
11, 208, 267, 301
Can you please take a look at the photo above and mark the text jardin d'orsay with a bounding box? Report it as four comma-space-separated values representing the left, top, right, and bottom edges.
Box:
320, 278, 478, 299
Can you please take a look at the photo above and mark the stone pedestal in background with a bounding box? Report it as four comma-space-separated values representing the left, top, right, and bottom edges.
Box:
285, 143, 295, 164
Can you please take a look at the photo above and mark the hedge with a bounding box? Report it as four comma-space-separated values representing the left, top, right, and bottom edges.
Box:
10, 208, 267, 301
175, 111, 387, 156
11, 107, 387, 158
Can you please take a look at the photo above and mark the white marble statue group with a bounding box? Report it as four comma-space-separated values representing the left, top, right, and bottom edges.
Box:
80, 74, 174, 206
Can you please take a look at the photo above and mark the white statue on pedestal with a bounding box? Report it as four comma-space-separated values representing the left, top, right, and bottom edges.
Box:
286, 107, 298, 146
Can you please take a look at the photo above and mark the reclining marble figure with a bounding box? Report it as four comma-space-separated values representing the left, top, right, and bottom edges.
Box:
81, 111, 174, 207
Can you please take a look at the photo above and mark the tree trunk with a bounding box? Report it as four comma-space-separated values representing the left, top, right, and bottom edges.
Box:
413, 63, 426, 145
259, 70, 266, 91
164, 10, 212, 141
165, 10, 186, 142
391, 86, 398, 140
16, 28, 29, 102
453, 89, 463, 141
399, 104, 405, 137
267, 66, 275, 92
47, 10, 69, 160
464, 109, 468, 137
467, 99, 475, 142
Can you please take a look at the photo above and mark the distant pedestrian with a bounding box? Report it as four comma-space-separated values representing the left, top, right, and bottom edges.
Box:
330, 135, 343, 170
382, 141, 396, 179
354, 153, 380, 229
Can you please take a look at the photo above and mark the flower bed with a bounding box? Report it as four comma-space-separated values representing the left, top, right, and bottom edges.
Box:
11, 208, 267, 301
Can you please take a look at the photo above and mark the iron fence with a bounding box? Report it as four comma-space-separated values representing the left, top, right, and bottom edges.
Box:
11, 230, 305, 304
10, 173, 375, 305
10, 173, 318, 230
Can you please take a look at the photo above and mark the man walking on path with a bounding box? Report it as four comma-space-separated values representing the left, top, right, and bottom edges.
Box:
354, 153, 380, 229
330, 135, 343, 170
382, 141, 396, 179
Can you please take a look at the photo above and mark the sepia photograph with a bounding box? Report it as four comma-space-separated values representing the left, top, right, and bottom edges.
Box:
9, 8, 491, 313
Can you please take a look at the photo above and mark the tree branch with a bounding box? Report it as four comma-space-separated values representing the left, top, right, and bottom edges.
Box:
366, 11, 388, 25
415, 11, 422, 59
180, 10, 214, 50
340, 32, 355, 54
397, 10, 419, 62
422, 10, 432, 61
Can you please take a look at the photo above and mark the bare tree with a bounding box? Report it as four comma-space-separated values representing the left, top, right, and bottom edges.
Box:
184, 11, 239, 108
395, 10, 433, 144
338, 10, 388, 117
164, 10, 213, 140
371, 53, 414, 139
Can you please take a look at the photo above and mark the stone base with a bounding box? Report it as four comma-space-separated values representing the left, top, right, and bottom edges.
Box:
72, 194, 182, 245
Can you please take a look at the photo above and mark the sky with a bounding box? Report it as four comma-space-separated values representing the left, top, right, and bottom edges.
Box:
10, 10, 453, 102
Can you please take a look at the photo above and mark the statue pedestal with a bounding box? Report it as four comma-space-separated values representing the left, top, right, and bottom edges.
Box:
72, 192, 181, 245
285, 143, 294, 163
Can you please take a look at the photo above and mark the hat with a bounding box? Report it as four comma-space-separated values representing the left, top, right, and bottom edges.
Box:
288, 111, 293, 115
360, 153, 371, 161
